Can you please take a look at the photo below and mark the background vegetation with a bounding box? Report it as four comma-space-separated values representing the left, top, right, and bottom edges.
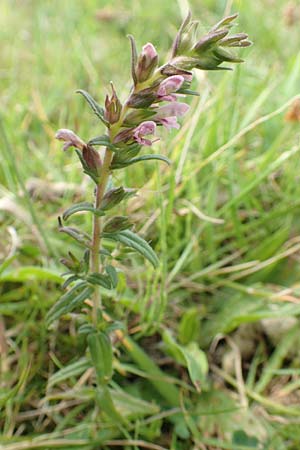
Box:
1, 0, 300, 448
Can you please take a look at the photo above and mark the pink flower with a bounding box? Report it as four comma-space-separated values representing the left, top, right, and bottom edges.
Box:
155, 102, 190, 118
133, 121, 157, 146
55, 129, 85, 151
154, 102, 189, 130
182, 73, 193, 82
157, 75, 185, 99
159, 117, 181, 130
143, 43, 157, 60
136, 43, 158, 83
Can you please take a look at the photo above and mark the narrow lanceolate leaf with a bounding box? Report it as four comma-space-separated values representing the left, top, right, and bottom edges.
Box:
111, 154, 171, 170
58, 217, 92, 247
105, 265, 118, 288
62, 274, 79, 290
86, 272, 112, 289
178, 88, 200, 96
62, 202, 99, 221
46, 282, 93, 326
128, 34, 138, 85
88, 135, 118, 150
76, 89, 108, 126
48, 357, 91, 387
102, 229, 159, 268
88, 332, 113, 384
111, 144, 141, 165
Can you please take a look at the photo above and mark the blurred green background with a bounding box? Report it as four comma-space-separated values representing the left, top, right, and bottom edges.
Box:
1, 0, 300, 449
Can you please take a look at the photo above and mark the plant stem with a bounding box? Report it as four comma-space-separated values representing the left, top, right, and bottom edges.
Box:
89, 102, 130, 326
91, 148, 113, 325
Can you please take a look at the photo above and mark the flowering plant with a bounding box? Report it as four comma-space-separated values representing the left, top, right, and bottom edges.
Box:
47, 11, 250, 422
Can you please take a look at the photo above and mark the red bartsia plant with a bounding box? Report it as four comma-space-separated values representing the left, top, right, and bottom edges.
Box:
47, 12, 251, 403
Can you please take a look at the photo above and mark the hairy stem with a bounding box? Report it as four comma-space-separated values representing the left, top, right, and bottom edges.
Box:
91, 148, 113, 325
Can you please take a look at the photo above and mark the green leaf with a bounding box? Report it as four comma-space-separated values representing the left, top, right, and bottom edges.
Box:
101, 187, 137, 211
163, 330, 209, 391
232, 430, 259, 448
103, 216, 133, 233
88, 135, 117, 151
62, 275, 79, 290
110, 144, 141, 166
76, 89, 108, 126
178, 88, 200, 96
128, 34, 138, 85
178, 307, 200, 345
0, 267, 62, 283
0, 255, 15, 276
86, 272, 112, 289
88, 332, 113, 384
62, 202, 101, 221
46, 282, 93, 326
105, 265, 118, 288
111, 388, 159, 418
123, 108, 155, 126
111, 154, 171, 169
102, 229, 159, 268
78, 323, 95, 335
183, 342, 209, 392
48, 357, 91, 387
96, 386, 126, 423
58, 217, 92, 247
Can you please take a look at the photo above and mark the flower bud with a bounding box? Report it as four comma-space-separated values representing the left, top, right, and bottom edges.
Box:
160, 64, 193, 80
104, 83, 122, 124
127, 86, 157, 109
55, 129, 85, 151
60, 252, 81, 272
193, 29, 229, 53
170, 12, 251, 72
103, 216, 132, 233
136, 43, 158, 83
82, 145, 102, 176
175, 20, 199, 56
101, 187, 137, 211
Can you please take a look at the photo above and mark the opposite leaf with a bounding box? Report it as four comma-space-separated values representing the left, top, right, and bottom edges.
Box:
76, 89, 108, 126
46, 282, 93, 326
102, 229, 159, 268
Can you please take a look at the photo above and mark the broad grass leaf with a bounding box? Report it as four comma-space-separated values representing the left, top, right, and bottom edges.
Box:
163, 330, 208, 391
0, 267, 63, 283
48, 357, 91, 387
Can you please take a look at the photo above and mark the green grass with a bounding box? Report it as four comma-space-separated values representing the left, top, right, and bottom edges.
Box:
1, 0, 300, 448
